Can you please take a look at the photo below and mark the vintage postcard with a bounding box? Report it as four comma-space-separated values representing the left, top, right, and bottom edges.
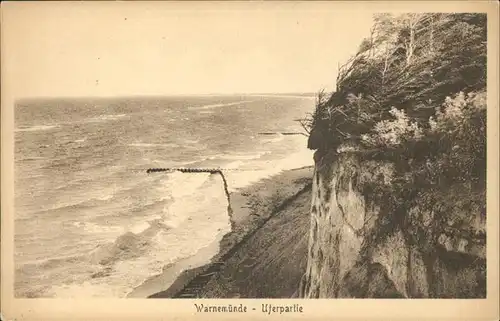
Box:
1, 1, 499, 320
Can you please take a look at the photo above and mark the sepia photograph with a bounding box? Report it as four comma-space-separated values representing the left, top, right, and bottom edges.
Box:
1, 1, 499, 320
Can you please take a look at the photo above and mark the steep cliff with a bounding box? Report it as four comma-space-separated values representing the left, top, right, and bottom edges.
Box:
299, 150, 486, 298
298, 13, 487, 299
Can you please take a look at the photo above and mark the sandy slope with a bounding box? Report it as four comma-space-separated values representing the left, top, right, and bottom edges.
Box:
199, 190, 311, 298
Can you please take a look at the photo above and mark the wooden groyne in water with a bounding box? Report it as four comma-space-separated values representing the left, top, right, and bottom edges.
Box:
257, 132, 307, 136
146, 167, 227, 174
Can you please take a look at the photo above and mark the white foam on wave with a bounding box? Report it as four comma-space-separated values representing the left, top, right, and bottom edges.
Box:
150, 159, 200, 168
15, 125, 58, 132
81, 114, 129, 124
47, 173, 232, 298
189, 100, 254, 110
158, 172, 215, 228
167, 171, 212, 199
129, 221, 151, 234
55, 183, 118, 204
127, 214, 165, 235
18, 156, 47, 161
53, 170, 117, 191
50, 114, 128, 127
72, 221, 125, 235
225, 160, 244, 170
129, 142, 179, 148
95, 193, 114, 201
206, 151, 270, 161
34, 181, 122, 218
48, 279, 129, 298
224, 140, 314, 192
18, 254, 84, 267
154, 174, 231, 256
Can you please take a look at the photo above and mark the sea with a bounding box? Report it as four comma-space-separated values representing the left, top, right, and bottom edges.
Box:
14, 94, 316, 298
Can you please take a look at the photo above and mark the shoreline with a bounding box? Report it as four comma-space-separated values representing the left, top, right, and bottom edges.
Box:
127, 165, 314, 298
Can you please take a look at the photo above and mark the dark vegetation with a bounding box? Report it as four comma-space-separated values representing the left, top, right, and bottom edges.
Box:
303, 13, 486, 159
301, 12, 486, 209
300, 13, 487, 296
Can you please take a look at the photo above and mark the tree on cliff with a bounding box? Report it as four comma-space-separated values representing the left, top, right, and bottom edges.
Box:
306, 12, 486, 185
305, 13, 487, 261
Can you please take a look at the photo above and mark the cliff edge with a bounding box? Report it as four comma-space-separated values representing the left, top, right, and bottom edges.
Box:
299, 13, 487, 298
299, 151, 485, 298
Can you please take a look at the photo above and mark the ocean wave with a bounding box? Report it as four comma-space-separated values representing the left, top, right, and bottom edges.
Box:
46, 280, 123, 298
129, 143, 179, 148
18, 254, 85, 271
21, 174, 233, 298
189, 100, 254, 110
89, 232, 151, 266
15, 95, 318, 298
222, 148, 315, 192
95, 192, 115, 201
35, 189, 120, 215
35, 114, 129, 128
50, 164, 129, 192
89, 218, 171, 266
82, 114, 129, 124
205, 151, 270, 162
42, 199, 97, 213
129, 221, 153, 234
142, 175, 176, 203
225, 160, 244, 170
159, 172, 231, 230
149, 158, 207, 168
71, 221, 125, 235
167, 171, 212, 198
15, 125, 59, 132
262, 133, 285, 144
17, 156, 47, 162
183, 139, 200, 144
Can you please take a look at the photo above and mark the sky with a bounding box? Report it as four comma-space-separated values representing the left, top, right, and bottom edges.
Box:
2, 2, 376, 98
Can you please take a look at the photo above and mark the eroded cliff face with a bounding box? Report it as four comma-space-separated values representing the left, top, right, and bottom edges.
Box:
299, 151, 486, 298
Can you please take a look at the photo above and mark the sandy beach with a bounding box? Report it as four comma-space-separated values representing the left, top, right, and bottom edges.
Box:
128, 166, 314, 298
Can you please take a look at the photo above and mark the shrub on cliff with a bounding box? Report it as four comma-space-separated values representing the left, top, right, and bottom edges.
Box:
304, 13, 487, 242
305, 12, 486, 182
306, 13, 485, 144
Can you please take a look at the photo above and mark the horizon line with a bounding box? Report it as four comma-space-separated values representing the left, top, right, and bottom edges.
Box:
15, 92, 324, 102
